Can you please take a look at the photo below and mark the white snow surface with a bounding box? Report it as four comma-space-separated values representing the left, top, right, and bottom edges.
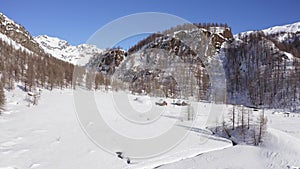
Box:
0, 85, 233, 169
234, 22, 300, 40
262, 22, 300, 35
159, 109, 300, 169
34, 35, 103, 65
1, 86, 300, 169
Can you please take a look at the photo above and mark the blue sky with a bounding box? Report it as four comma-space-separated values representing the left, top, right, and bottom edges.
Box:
1, 0, 299, 48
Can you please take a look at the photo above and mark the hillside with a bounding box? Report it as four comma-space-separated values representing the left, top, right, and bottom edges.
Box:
0, 13, 103, 66
88, 23, 232, 101
226, 23, 300, 110
0, 11, 300, 169
87, 21, 300, 111
1, 11, 300, 111
0, 13, 74, 92
0, 13, 43, 55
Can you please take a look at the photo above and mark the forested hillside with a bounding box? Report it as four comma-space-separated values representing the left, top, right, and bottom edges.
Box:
226, 31, 300, 110
1, 11, 299, 111
0, 38, 74, 91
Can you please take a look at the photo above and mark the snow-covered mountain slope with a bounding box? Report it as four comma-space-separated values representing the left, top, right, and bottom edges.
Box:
1, 13, 103, 66
224, 22, 300, 109
0, 12, 31, 41
233, 21, 300, 62
0, 32, 32, 54
236, 22, 300, 36
262, 22, 300, 35
35, 35, 103, 65
235, 22, 300, 42
0, 13, 44, 55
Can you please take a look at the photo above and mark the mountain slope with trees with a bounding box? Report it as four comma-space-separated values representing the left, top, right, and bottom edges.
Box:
226, 24, 300, 110
0, 11, 299, 111
0, 13, 74, 94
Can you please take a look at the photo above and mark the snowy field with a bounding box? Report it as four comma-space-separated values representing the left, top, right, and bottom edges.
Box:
0, 86, 233, 169
0, 86, 300, 169
160, 109, 300, 169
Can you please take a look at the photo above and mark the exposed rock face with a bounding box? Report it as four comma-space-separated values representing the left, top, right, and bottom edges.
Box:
113, 28, 222, 98
88, 26, 230, 99
87, 48, 127, 74
0, 13, 44, 55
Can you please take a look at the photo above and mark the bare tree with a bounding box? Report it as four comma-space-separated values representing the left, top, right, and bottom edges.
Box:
187, 104, 193, 121
85, 71, 94, 90
104, 75, 111, 91
241, 106, 245, 129
258, 109, 267, 144
252, 129, 258, 146
0, 81, 5, 112
232, 105, 235, 130
26, 60, 35, 91
247, 109, 251, 130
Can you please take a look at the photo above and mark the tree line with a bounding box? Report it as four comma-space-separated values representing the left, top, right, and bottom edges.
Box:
1, 25, 299, 113
0, 38, 74, 108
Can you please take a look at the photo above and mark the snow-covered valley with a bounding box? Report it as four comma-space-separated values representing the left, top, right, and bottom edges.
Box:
0, 10, 300, 169
0, 86, 233, 169
0, 86, 300, 169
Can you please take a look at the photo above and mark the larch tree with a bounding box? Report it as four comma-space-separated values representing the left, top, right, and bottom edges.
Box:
0, 81, 5, 112
85, 71, 94, 90
232, 104, 235, 130
258, 109, 267, 144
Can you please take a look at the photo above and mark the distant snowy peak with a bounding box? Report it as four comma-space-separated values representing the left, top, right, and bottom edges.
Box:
236, 22, 300, 38
0, 12, 103, 65
34, 35, 103, 65
262, 22, 300, 35
35, 35, 71, 51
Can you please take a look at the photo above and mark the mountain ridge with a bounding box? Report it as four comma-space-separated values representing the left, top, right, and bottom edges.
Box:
0, 13, 103, 66
1, 12, 300, 110
1, 11, 299, 66
34, 35, 103, 65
